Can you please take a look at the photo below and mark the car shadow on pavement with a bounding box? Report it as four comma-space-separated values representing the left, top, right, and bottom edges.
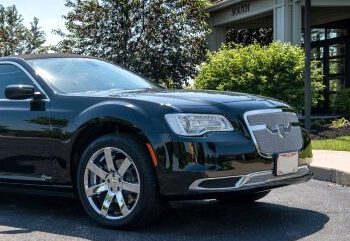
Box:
0, 193, 329, 241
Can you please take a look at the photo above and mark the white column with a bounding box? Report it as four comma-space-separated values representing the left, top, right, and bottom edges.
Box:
273, 0, 292, 42
207, 26, 226, 51
292, 0, 302, 45
273, 0, 301, 45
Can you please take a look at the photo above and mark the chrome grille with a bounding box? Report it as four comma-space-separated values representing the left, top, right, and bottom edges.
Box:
244, 109, 303, 157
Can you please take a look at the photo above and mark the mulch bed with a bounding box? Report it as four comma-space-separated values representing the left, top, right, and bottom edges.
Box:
310, 126, 350, 140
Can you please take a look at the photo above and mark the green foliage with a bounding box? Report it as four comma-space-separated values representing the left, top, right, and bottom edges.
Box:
195, 42, 325, 111
311, 118, 327, 130
55, 0, 211, 87
330, 118, 350, 129
0, 5, 46, 56
25, 17, 46, 54
0, 5, 27, 56
312, 136, 350, 151
331, 88, 350, 115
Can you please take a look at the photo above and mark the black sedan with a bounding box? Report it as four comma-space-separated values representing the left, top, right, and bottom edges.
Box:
0, 54, 313, 228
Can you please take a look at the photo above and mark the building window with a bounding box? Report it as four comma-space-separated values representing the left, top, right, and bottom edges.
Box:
309, 19, 350, 114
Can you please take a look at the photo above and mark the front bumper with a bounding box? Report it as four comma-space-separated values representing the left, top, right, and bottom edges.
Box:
162, 166, 313, 200
188, 165, 313, 193
146, 130, 313, 196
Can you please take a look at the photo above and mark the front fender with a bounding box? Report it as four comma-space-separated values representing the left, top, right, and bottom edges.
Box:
70, 100, 172, 134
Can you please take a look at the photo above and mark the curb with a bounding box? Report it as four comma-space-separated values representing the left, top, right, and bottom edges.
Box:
310, 165, 350, 186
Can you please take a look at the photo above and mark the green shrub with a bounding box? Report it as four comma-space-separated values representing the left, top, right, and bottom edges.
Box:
194, 42, 324, 112
331, 88, 350, 115
330, 118, 350, 129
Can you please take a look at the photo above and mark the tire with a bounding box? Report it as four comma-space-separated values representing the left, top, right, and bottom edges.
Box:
217, 190, 270, 204
76, 133, 162, 229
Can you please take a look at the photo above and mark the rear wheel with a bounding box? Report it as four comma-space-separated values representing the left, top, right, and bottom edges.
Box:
76, 134, 162, 228
217, 190, 270, 204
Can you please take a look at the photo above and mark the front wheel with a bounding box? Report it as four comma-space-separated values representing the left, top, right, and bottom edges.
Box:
76, 134, 162, 228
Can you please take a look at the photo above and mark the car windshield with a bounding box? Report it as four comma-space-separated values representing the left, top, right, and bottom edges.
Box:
27, 58, 159, 94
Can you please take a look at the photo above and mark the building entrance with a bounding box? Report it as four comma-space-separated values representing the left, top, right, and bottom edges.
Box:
310, 19, 350, 113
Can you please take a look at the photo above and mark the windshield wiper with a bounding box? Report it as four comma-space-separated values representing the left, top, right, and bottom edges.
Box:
109, 88, 157, 93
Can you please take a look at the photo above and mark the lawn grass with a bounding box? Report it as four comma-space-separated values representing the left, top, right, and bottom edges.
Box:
312, 136, 350, 151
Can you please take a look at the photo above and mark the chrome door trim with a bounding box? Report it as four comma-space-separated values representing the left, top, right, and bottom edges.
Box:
0, 61, 50, 101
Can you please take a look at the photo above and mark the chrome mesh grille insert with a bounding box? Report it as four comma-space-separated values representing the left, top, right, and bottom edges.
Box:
244, 110, 303, 157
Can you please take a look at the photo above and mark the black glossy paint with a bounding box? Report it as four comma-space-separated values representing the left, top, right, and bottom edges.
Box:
0, 55, 313, 197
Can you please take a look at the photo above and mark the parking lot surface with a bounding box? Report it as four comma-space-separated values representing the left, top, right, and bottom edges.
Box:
0, 180, 349, 241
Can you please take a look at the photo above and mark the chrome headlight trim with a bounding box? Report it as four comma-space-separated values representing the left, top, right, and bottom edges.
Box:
164, 113, 234, 136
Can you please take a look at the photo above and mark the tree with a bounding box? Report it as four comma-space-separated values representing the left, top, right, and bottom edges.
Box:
195, 42, 324, 112
0, 4, 46, 56
0, 5, 27, 56
24, 17, 46, 54
56, 0, 210, 87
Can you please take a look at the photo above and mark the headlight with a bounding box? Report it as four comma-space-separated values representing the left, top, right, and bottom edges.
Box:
164, 114, 234, 136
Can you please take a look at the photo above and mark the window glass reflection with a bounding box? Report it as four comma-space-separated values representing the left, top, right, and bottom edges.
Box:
329, 58, 346, 75
311, 29, 325, 41
329, 44, 346, 57
311, 47, 324, 59
329, 78, 344, 92
327, 29, 348, 39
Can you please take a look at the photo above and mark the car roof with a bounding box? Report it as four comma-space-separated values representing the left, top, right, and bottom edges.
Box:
0, 53, 98, 62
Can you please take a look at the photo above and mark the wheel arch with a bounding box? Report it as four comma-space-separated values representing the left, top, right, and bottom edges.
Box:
69, 117, 155, 190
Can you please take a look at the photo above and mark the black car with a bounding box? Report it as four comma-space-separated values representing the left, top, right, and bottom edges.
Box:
0, 54, 313, 228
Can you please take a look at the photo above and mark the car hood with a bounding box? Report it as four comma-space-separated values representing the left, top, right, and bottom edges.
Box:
95, 89, 288, 107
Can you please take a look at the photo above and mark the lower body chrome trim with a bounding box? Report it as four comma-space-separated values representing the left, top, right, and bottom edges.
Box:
189, 166, 311, 191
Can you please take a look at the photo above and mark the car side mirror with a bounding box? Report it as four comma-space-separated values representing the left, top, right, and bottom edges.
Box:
33, 91, 45, 101
5, 85, 36, 100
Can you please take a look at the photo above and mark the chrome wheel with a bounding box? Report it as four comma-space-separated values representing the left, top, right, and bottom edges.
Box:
84, 147, 140, 220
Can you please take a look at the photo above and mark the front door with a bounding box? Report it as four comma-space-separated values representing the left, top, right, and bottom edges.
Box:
0, 62, 52, 183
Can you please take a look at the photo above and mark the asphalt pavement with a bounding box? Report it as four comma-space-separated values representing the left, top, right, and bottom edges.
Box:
0, 179, 349, 241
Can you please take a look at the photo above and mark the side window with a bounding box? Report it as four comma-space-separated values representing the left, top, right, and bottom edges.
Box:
0, 64, 34, 99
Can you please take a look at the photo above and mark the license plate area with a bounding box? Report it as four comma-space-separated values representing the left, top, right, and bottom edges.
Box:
275, 152, 299, 176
